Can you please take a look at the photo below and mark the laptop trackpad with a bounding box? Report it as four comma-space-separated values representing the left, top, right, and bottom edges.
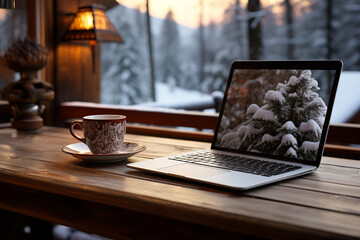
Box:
159, 163, 230, 178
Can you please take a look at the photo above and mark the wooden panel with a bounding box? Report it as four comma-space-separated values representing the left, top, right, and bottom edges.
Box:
55, 0, 101, 108
324, 143, 360, 160
56, 45, 100, 103
0, 209, 53, 239
0, 127, 359, 239
58, 101, 360, 159
1, 180, 357, 240
0, 101, 11, 123
59, 101, 219, 129
0, 182, 249, 240
39, 0, 56, 126
26, 0, 36, 39
324, 123, 360, 159
326, 123, 360, 145
126, 124, 214, 142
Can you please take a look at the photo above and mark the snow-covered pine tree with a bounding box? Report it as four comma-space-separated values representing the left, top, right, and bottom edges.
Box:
0, 9, 27, 52
101, 6, 150, 105
0, 11, 27, 94
201, 48, 232, 93
221, 69, 291, 130
201, 0, 247, 93
157, 9, 183, 87
334, 0, 360, 70
216, 69, 292, 148
222, 0, 247, 60
238, 70, 327, 161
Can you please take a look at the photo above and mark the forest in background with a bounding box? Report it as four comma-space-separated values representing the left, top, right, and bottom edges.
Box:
0, 0, 357, 106
100, 0, 359, 106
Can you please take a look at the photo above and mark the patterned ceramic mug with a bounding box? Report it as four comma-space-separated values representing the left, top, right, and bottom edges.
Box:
69, 114, 126, 154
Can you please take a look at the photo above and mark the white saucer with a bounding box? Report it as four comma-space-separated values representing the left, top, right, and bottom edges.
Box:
62, 142, 146, 162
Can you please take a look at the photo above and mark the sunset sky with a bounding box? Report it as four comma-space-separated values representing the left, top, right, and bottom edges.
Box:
0, 0, 308, 28
0, 9, 9, 21
116, 0, 291, 28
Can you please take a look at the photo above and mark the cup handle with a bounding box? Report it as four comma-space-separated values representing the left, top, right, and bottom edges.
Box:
70, 120, 85, 143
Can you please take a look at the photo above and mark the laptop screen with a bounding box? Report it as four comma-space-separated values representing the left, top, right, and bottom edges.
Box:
212, 61, 342, 165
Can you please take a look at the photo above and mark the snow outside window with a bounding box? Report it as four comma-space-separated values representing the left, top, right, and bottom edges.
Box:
100, 0, 360, 124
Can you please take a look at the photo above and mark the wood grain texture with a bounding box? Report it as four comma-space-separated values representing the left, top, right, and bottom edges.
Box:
0, 101, 11, 123
0, 127, 359, 239
326, 123, 360, 145
59, 101, 219, 129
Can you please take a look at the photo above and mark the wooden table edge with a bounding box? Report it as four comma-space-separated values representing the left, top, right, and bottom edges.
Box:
0, 168, 356, 240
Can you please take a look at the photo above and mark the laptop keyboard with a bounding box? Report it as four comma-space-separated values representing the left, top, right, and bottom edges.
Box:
168, 151, 302, 177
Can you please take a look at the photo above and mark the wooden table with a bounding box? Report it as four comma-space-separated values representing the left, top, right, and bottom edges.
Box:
0, 126, 359, 240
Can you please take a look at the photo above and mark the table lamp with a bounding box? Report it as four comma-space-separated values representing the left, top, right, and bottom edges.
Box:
62, 4, 123, 71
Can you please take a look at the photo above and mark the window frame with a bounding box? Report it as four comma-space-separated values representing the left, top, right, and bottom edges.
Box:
58, 101, 360, 160
2, 1, 359, 160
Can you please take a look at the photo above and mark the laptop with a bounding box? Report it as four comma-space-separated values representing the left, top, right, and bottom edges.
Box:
128, 60, 343, 190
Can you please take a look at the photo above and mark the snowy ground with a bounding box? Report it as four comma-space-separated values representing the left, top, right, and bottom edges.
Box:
141, 71, 359, 123
156, 82, 212, 103
331, 71, 360, 123
140, 82, 215, 110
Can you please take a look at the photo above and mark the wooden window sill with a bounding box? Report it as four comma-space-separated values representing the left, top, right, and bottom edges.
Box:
17, 100, 360, 160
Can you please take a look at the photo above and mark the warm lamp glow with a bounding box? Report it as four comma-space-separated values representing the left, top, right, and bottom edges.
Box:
63, 4, 123, 73
63, 4, 123, 43
94, 9, 109, 30
68, 11, 94, 30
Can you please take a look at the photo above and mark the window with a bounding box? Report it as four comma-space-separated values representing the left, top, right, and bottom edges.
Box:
0, 2, 27, 95
100, 0, 360, 125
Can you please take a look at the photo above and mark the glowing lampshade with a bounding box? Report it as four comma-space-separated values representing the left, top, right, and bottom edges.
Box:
63, 4, 123, 43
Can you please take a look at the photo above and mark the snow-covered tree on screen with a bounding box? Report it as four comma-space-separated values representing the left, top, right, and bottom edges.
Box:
221, 69, 292, 131
236, 70, 327, 161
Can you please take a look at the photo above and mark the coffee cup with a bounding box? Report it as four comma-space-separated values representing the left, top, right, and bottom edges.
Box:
69, 114, 126, 154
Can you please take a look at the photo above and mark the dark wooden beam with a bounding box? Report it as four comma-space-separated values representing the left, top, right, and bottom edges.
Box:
59, 101, 218, 130
325, 123, 360, 145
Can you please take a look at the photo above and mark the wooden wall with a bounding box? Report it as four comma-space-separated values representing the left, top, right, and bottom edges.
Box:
1, 0, 119, 125
55, 0, 102, 104
37, 0, 55, 126
56, 43, 100, 103
52, 0, 118, 124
